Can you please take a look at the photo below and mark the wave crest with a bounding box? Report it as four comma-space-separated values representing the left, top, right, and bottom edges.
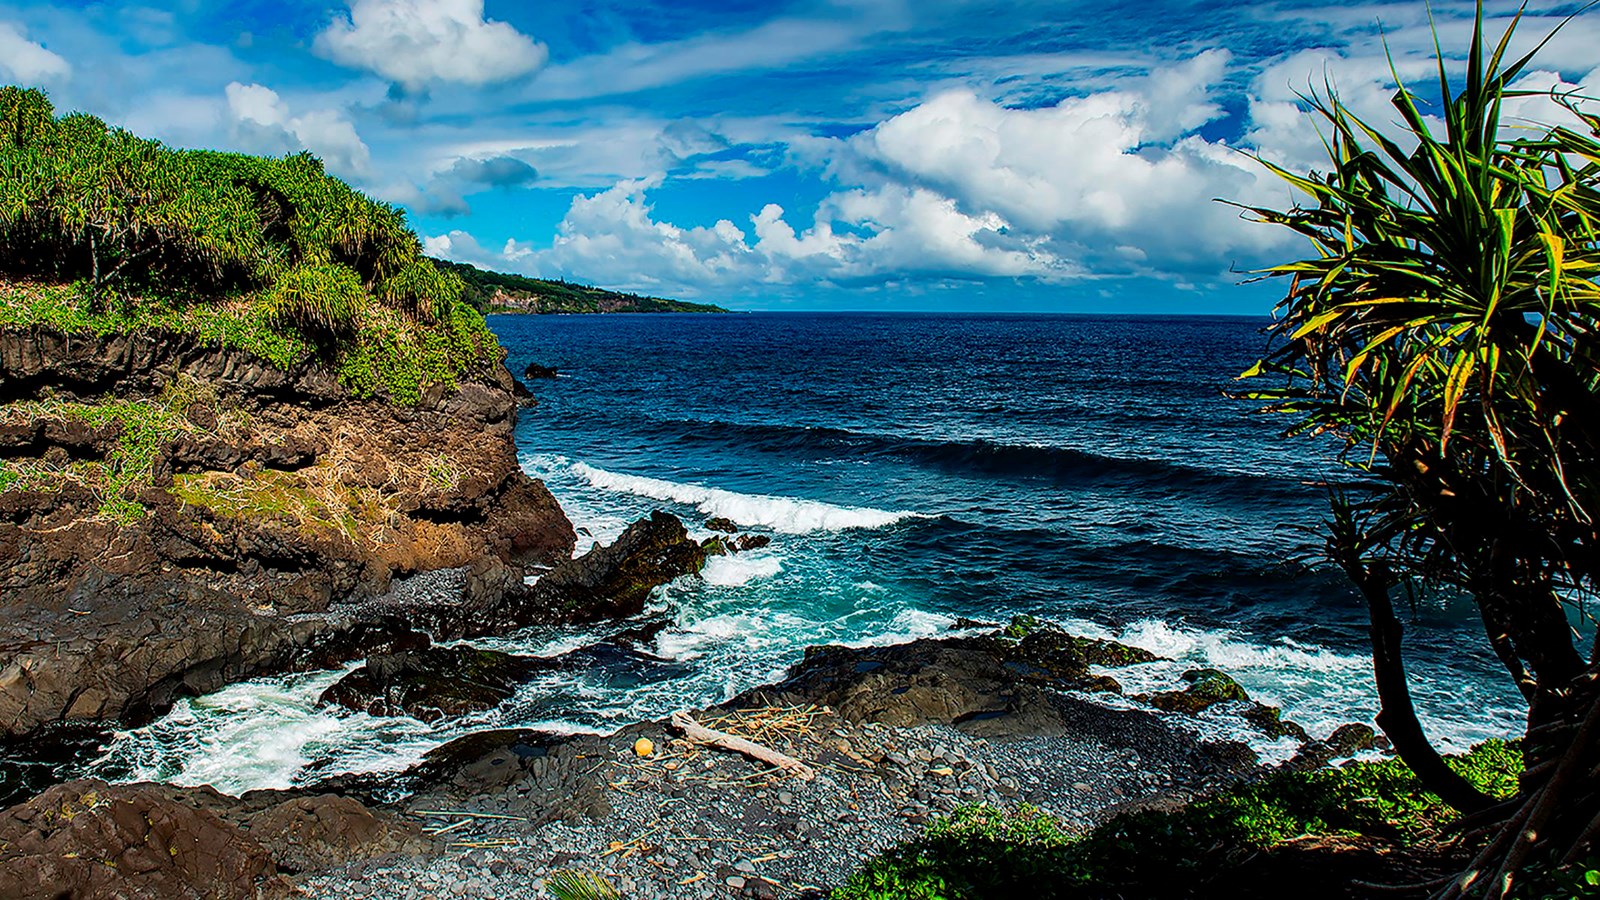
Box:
568, 461, 928, 533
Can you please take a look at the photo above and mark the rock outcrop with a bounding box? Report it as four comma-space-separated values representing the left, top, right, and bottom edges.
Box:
320, 639, 690, 724
0, 780, 292, 900
0, 327, 576, 744
0, 779, 426, 900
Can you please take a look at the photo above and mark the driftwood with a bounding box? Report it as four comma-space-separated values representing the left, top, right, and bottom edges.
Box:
669, 711, 815, 781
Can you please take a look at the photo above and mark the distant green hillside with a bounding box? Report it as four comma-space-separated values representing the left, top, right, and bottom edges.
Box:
431, 259, 727, 315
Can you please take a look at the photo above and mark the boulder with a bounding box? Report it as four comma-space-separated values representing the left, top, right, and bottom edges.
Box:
319, 645, 546, 722
1285, 722, 1383, 771
704, 516, 739, 533
735, 626, 1255, 781
519, 510, 708, 623
523, 362, 559, 379
0, 780, 290, 900
321, 641, 689, 723
511, 376, 538, 407
243, 794, 428, 873
731, 534, 772, 553
1241, 703, 1311, 742
1142, 668, 1250, 714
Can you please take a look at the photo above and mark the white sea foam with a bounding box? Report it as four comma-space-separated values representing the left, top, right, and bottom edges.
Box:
1062, 616, 1523, 754
702, 553, 783, 587
566, 460, 926, 533
99, 669, 439, 794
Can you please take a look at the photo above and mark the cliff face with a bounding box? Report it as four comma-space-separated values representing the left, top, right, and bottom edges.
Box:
0, 326, 575, 738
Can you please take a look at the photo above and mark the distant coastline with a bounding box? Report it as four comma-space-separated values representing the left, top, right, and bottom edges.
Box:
431, 258, 729, 315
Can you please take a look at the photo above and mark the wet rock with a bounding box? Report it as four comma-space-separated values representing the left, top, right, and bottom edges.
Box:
995, 616, 1160, 682
322, 640, 688, 723
1286, 723, 1381, 771
1142, 668, 1250, 714
705, 516, 739, 533
1325, 723, 1378, 755
0, 779, 291, 900
731, 534, 772, 553
523, 362, 559, 379
511, 377, 537, 407
406, 730, 613, 824
320, 645, 546, 722
736, 624, 1250, 780
0, 722, 112, 811
1240, 703, 1311, 742
503, 510, 708, 625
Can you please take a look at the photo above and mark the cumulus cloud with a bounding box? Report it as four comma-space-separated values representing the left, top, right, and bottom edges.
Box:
316, 0, 547, 90
834, 49, 1292, 274
0, 22, 71, 84
405, 2, 1600, 303
225, 82, 372, 177
453, 51, 1291, 294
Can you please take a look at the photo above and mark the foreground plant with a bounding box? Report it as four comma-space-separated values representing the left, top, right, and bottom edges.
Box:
1240, 4, 1600, 896
837, 742, 1525, 899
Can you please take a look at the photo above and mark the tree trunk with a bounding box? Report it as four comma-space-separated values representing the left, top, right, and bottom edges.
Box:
1347, 557, 1497, 814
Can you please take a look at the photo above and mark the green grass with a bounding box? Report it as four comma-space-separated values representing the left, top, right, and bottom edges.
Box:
0, 86, 502, 405
0, 387, 198, 522
170, 469, 377, 542
0, 279, 497, 405
836, 741, 1524, 900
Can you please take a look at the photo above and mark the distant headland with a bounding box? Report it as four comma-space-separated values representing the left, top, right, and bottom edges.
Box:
431, 258, 729, 315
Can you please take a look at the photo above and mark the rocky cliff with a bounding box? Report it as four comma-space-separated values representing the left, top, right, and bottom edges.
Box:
0, 325, 575, 741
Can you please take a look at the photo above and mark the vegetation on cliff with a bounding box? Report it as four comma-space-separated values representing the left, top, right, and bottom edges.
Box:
432, 258, 728, 315
0, 86, 497, 404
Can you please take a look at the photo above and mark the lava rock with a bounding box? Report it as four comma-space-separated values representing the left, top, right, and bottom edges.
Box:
243, 794, 429, 873
1142, 668, 1250, 714
705, 516, 739, 533
0, 780, 291, 900
523, 362, 559, 379
731, 534, 772, 553
522, 510, 708, 623
319, 645, 548, 722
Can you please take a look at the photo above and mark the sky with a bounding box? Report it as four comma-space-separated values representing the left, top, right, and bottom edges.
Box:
2, 1, 1597, 313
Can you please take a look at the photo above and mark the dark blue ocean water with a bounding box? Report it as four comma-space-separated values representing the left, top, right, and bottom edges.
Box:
98, 313, 1526, 792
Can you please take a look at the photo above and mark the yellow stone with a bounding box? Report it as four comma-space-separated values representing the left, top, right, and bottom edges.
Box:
633, 738, 655, 757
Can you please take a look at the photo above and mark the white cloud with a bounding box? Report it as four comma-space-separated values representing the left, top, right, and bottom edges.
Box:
225, 82, 372, 177
541, 176, 754, 292
316, 0, 546, 90
836, 50, 1291, 273
0, 21, 70, 84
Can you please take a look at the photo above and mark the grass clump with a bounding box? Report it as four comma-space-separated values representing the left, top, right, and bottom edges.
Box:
0, 386, 197, 523
837, 741, 1523, 899
171, 467, 390, 545
0, 86, 498, 403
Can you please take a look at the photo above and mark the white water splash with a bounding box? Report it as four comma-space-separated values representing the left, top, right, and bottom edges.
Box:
562, 458, 928, 533
701, 553, 784, 587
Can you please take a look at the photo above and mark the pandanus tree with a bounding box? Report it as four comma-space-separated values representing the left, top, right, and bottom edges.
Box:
0, 87, 467, 338
1240, 6, 1600, 896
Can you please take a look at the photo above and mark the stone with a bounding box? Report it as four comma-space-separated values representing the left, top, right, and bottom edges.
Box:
243, 795, 428, 873
0, 780, 291, 900
1141, 668, 1251, 714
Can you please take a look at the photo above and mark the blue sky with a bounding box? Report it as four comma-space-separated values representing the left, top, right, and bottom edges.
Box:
2, 0, 1597, 312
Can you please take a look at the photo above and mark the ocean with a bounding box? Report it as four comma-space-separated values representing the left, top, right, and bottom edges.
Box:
95, 312, 1527, 793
